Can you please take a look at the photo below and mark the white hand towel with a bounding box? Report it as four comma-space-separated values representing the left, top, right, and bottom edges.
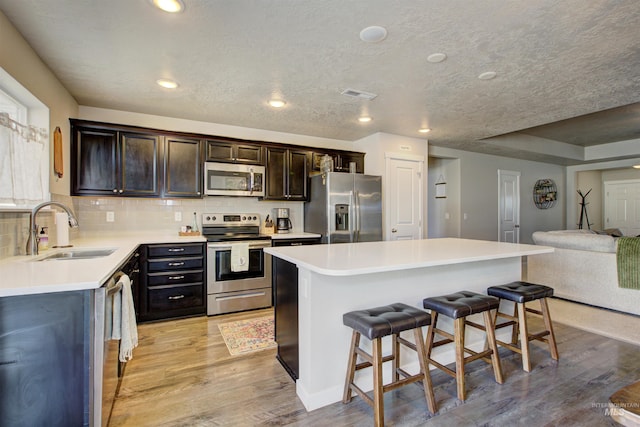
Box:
231, 242, 250, 272
118, 274, 138, 362
111, 277, 122, 340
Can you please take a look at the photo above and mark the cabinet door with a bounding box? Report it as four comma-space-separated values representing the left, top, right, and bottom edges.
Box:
205, 140, 235, 162
164, 137, 202, 198
337, 153, 365, 173
234, 144, 264, 164
265, 147, 287, 199
120, 132, 162, 196
287, 150, 310, 200
72, 127, 119, 195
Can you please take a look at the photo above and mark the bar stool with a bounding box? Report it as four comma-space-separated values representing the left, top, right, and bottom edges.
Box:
343, 303, 437, 426
422, 291, 503, 402
487, 281, 559, 372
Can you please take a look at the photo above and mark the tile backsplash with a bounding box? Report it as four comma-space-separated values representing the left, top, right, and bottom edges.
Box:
0, 195, 304, 260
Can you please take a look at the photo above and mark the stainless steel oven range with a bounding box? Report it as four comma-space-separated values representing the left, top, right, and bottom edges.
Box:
203, 213, 272, 315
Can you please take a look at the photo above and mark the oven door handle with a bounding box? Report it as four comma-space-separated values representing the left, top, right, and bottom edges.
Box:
207, 241, 271, 250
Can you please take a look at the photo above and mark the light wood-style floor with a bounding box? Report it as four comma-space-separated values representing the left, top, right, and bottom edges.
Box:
109, 302, 640, 426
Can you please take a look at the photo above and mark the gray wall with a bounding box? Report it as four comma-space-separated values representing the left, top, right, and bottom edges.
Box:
429, 146, 566, 244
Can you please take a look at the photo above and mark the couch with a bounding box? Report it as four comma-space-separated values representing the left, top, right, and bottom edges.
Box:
527, 230, 640, 316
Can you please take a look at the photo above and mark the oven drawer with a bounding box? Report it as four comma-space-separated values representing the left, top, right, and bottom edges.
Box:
148, 257, 203, 272
207, 288, 272, 315
147, 270, 204, 286
148, 284, 204, 312
147, 243, 204, 258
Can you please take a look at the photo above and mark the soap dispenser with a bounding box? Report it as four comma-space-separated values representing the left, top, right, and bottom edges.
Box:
38, 227, 49, 251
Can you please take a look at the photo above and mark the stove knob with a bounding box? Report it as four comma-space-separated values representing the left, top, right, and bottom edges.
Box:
253, 216, 257, 220
205, 216, 211, 221
212, 216, 216, 221
242, 216, 246, 221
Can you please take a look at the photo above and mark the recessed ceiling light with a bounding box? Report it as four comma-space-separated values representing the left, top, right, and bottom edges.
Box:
419, 128, 431, 133
358, 116, 372, 123
427, 53, 447, 63
633, 164, 640, 169
151, 0, 185, 13
478, 71, 497, 80
359, 26, 388, 43
268, 99, 286, 108
156, 79, 179, 89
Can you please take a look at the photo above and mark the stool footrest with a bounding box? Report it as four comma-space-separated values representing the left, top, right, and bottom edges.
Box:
526, 307, 543, 316
384, 372, 426, 393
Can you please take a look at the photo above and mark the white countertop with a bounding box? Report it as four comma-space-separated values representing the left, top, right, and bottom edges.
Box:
264, 237, 553, 276
0, 232, 206, 298
0, 231, 322, 297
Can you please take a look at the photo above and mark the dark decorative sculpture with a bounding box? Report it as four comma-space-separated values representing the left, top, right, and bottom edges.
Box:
577, 189, 592, 230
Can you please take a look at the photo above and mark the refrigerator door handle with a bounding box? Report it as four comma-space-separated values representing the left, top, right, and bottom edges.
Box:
354, 190, 361, 242
349, 190, 355, 242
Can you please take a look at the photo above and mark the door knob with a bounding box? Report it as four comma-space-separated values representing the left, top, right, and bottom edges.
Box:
391, 228, 397, 233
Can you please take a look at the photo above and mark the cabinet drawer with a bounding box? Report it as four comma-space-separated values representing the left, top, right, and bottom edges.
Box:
147, 243, 203, 258
147, 270, 204, 286
148, 284, 204, 312
148, 257, 203, 272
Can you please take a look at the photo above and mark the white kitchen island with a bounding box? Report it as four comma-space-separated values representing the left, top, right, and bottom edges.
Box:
264, 238, 553, 411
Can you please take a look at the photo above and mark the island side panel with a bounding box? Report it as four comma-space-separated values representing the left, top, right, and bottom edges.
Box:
295, 256, 522, 411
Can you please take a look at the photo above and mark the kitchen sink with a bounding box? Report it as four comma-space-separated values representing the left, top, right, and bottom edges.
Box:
38, 248, 117, 261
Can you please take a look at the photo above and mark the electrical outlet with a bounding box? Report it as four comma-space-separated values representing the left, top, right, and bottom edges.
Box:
174, 212, 182, 222
106, 211, 115, 222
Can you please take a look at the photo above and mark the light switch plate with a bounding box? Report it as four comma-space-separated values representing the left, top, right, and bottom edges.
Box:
175, 212, 182, 222
106, 211, 115, 222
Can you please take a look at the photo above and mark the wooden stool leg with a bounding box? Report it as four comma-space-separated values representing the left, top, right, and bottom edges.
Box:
425, 312, 438, 359
517, 302, 531, 372
414, 327, 437, 414
510, 301, 519, 345
483, 310, 504, 384
392, 333, 400, 382
454, 317, 466, 401
372, 337, 384, 427
343, 330, 360, 403
540, 298, 559, 360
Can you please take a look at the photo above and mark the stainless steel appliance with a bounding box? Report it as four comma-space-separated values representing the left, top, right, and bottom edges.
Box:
304, 172, 382, 243
275, 207, 292, 233
202, 213, 272, 315
204, 162, 265, 197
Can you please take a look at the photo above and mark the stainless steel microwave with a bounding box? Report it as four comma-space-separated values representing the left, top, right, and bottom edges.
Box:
204, 162, 265, 197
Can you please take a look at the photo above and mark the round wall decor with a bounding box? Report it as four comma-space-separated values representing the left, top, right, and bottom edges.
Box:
533, 179, 557, 209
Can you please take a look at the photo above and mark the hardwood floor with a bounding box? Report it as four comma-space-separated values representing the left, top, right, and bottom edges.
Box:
109, 304, 640, 426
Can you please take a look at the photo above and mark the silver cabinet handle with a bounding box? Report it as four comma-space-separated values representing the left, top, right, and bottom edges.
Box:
168, 262, 185, 267
168, 248, 185, 252
168, 295, 185, 300
168, 275, 185, 280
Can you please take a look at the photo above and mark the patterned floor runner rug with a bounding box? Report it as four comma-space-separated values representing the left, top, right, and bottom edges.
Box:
218, 316, 276, 356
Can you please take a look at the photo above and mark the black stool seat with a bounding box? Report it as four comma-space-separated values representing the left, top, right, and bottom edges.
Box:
343, 303, 431, 340
423, 291, 499, 319
487, 281, 554, 303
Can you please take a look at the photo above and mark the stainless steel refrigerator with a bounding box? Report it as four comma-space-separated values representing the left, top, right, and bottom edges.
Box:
304, 172, 382, 243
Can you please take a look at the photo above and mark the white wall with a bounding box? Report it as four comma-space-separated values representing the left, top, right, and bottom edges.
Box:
0, 9, 79, 197
429, 146, 566, 244
428, 156, 461, 238
78, 106, 353, 151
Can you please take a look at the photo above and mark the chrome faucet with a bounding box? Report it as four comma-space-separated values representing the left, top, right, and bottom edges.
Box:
28, 201, 79, 255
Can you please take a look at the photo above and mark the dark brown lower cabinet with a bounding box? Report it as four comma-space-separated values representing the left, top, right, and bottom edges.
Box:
139, 243, 206, 322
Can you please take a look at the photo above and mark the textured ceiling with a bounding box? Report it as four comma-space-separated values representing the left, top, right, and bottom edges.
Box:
1, 0, 639, 165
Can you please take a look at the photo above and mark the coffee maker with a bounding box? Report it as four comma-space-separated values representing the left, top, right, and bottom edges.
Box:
275, 208, 292, 233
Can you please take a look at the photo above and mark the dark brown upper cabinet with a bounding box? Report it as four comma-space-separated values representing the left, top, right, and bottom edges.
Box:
205, 139, 264, 165
264, 147, 310, 201
311, 150, 365, 173
163, 136, 203, 198
72, 126, 161, 197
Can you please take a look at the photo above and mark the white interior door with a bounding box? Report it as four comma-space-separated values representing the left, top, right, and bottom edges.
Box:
604, 180, 640, 236
498, 170, 520, 243
385, 153, 424, 240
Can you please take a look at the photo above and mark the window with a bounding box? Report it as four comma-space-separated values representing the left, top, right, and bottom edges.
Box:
0, 67, 49, 208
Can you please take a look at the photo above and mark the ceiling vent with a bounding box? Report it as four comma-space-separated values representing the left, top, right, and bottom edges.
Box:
341, 88, 378, 101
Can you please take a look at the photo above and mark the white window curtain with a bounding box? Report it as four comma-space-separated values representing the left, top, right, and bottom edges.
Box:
0, 112, 47, 205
